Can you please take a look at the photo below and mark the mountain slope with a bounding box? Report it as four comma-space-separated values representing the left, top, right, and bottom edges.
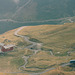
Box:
0, 0, 75, 24
0, 23, 75, 74
0, 0, 27, 19
18, 23, 75, 72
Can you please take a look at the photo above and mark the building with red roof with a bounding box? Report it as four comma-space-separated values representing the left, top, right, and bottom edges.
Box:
0, 43, 15, 53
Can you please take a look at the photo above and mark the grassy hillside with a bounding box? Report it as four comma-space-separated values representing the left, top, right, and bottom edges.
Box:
19, 23, 75, 73
19, 23, 75, 56
0, 28, 33, 72
0, 23, 75, 74
13, 0, 75, 23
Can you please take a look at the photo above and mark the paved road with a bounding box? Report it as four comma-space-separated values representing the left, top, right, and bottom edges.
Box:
68, 19, 74, 23
61, 63, 70, 67
0, 17, 73, 23
50, 51, 54, 56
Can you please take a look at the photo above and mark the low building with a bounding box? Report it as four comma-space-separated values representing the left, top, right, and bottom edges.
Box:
70, 60, 75, 67
70, 60, 75, 64
0, 43, 15, 53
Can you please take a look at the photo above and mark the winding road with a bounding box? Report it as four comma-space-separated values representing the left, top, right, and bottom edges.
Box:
0, 26, 72, 75
14, 26, 71, 75
14, 26, 44, 75
0, 17, 73, 24
14, 26, 57, 75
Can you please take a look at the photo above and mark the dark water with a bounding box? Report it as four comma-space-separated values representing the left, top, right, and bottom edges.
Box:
0, 21, 61, 34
